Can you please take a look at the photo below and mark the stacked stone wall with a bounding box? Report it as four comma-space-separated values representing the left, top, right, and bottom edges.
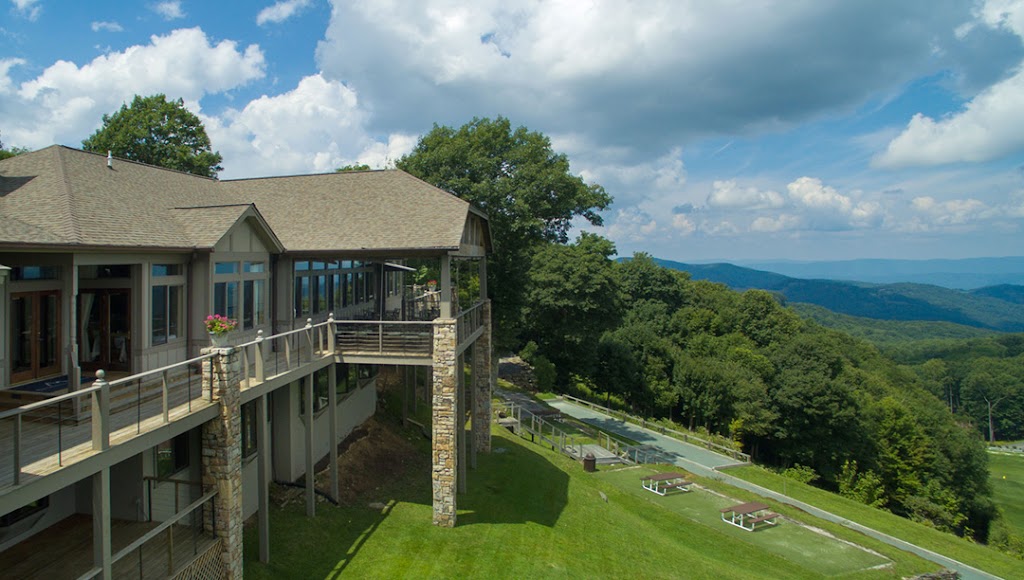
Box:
200, 347, 243, 578
431, 320, 458, 527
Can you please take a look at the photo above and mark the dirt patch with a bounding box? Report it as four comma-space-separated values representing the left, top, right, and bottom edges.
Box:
313, 416, 429, 505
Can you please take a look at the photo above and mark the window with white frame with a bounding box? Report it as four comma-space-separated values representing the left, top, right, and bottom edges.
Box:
151, 264, 184, 346
213, 260, 268, 330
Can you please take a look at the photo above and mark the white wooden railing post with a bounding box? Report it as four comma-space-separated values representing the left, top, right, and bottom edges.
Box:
327, 313, 336, 354
13, 414, 21, 485
254, 330, 265, 383
161, 370, 170, 424
305, 318, 314, 360
92, 370, 110, 451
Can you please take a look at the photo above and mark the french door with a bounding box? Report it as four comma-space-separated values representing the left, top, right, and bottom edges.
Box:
10, 291, 61, 384
79, 289, 131, 372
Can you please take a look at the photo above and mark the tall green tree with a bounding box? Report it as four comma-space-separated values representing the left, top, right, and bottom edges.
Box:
521, 233, 623, 378
397, 117, 612, 349
82, 94, 223, 177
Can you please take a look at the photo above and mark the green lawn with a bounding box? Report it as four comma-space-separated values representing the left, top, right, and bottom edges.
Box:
724, 464, 1024, 579
244, 426, 937, 579
597, 467, 890, 576
989, 452, 1024, 535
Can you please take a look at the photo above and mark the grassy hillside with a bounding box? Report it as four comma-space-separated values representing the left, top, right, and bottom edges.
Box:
990, 452, 1024, 536
245, 423, 939, 579
654, 258, 1024, 331
791, 303, 997, 346
724, 464, 1024, 579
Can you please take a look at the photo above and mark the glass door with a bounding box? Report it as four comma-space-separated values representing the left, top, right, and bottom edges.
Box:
10, 291, 61, 384
78, 289, 131, 372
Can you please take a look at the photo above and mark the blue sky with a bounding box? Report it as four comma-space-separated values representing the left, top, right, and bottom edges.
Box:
2, 1, 1023, 262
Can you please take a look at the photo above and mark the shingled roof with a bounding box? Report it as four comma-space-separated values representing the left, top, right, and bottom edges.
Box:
0, 146, 486, 256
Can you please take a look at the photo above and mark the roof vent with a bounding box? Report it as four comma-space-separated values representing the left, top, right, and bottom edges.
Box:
107, 151, 113, 169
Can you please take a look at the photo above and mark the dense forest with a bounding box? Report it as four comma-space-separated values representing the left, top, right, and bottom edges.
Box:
516, 249, 997, 541
397, 117, 1009, 549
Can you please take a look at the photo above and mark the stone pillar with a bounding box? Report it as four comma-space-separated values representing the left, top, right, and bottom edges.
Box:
431, 319, 458, 527
201, 346, 243, 579
472, 300, 492, 455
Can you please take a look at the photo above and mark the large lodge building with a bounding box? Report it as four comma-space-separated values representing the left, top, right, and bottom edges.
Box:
0, 146, 493, 578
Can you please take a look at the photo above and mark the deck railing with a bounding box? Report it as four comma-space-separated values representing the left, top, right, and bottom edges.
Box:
76, 490, 220, 580
334, 319, 434, 356
456, 300, 484, 346
0, 352, 215, 489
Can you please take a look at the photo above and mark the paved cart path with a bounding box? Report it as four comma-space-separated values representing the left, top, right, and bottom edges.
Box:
548, 398, 1002, 580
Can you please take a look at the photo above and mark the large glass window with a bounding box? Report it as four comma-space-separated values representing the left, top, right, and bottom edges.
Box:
152, 264, 183, 346
301, 369, 331, 415
215, 260, 267, 329
155, 433, 189, 478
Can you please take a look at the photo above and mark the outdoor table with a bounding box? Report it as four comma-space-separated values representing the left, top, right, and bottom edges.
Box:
640, 472, 692, 495
719, 501, 779, 531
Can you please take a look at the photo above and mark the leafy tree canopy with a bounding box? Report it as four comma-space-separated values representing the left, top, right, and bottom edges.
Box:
82, 94, 223, 177
0, 131, 29, 160
336, 163, 372, 172
397, 117, 612, 349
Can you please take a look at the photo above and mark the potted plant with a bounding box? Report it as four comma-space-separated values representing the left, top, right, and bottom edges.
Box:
205, 314, 237, 347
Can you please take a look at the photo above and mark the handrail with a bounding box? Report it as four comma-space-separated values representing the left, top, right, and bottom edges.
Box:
107, 352, 216, 388
455, 300, 484, 320
111, 490, 217, 563
0, 384, 100, 419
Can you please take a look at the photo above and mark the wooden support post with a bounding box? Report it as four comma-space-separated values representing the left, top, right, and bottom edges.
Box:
93, 467, 112, 579
304, 373, 315, 517
457, 354, 467, 494
257, 393, 271, 563
328, 361, 339, 503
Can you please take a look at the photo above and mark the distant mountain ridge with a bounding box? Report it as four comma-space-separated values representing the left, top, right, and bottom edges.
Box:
653, 258, 1024, 332
736, 257, 1024, 289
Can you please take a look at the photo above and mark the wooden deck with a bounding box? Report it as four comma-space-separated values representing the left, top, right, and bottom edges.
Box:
0, 514, 219, 579
0, 377, 213, 491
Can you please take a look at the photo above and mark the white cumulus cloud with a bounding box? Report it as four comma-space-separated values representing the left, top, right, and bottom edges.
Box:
877, 0, 1024, 167
206, 73, 416, 178
257, 0, 312, 26
707, 180, 785, 210
2, 28, 264, 149
750, 214, 801, 233
11, 0, 40, 20
91, 21, 124, 33
152, 1, 185, 20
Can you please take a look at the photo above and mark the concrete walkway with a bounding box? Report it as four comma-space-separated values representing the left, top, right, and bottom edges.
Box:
549, 398, 1002, 580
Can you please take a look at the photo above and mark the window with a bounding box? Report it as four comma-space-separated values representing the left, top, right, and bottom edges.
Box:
215, 260, 268, 329
11, 266, 58, 281
241, 401, 259, 459
152, 264, 184, 346
213, 281, 238, 320
243, 280, 265, 330
336, 363, 357, 396
0, 497, 49, 527
215, 261, 239, 275
156, 433, 189, 478
301, 369, 331, 415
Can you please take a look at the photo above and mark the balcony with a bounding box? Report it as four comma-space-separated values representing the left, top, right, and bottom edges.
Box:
0, 301, 487, 499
